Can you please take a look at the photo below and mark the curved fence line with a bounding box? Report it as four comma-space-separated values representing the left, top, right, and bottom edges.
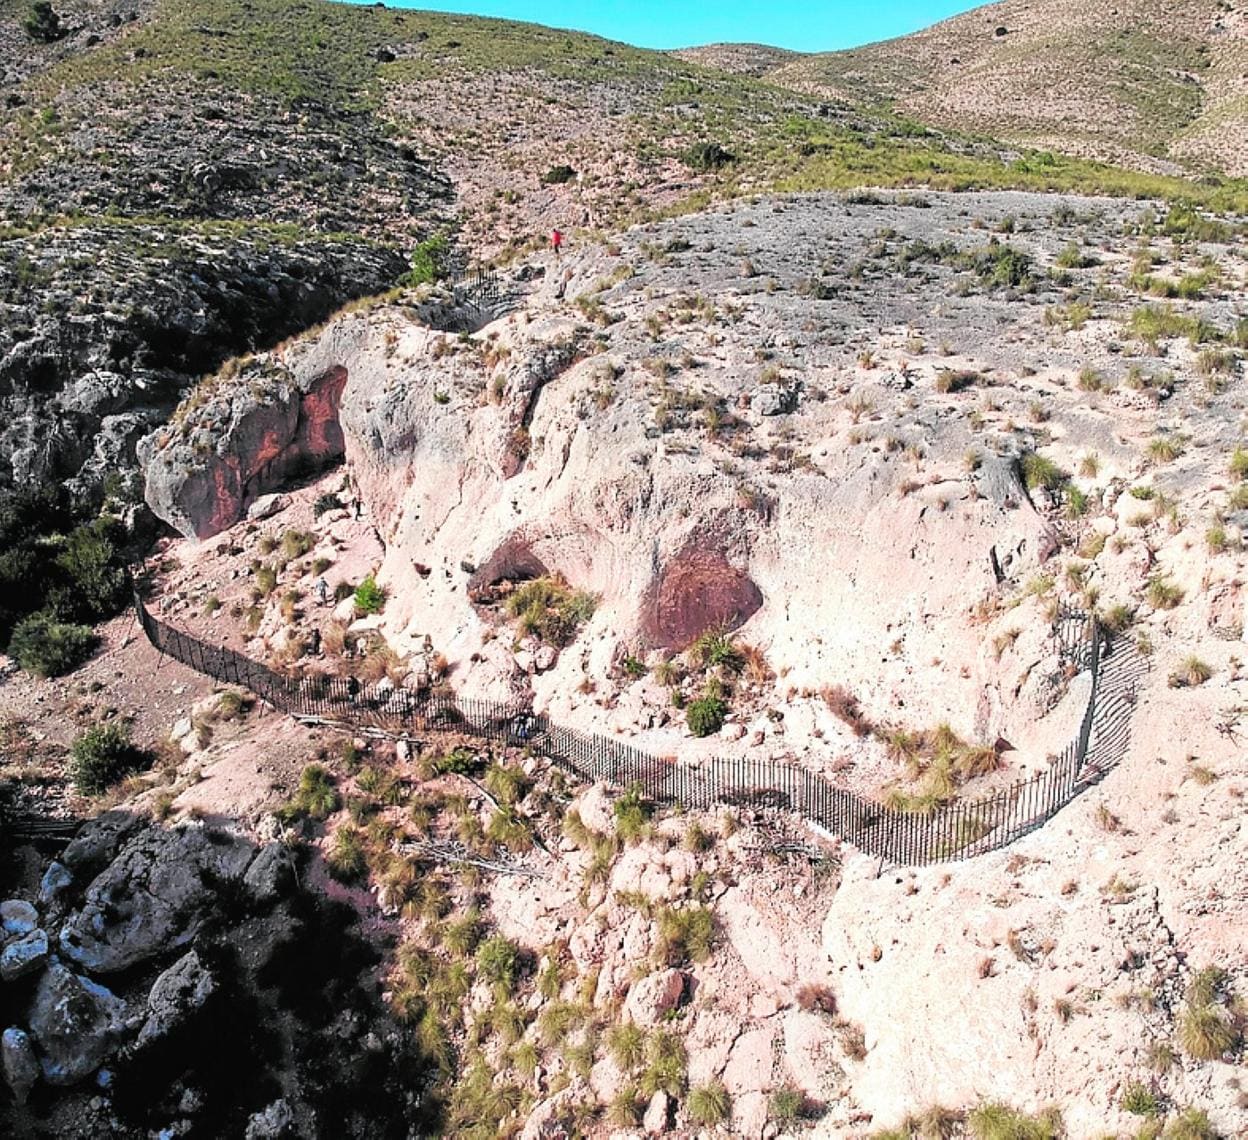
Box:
134, 597, 1141, 866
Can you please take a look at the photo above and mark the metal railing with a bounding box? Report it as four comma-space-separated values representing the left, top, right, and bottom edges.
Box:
135, 597, 1139, 866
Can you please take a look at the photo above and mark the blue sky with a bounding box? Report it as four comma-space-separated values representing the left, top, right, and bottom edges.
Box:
347, 2, 988, 52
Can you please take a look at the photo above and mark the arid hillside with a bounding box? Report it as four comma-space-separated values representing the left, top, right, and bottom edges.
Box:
776, 0, 1248, 176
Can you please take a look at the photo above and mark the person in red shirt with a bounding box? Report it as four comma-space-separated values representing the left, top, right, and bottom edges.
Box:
551, 228, 564, 259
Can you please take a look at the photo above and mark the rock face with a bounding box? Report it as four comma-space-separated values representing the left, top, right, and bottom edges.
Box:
141, 360, 351, 539
26, 963, 127, 1086
0, 223, 407, 503
59, 824, 254, 973
1, 816, 444, 1135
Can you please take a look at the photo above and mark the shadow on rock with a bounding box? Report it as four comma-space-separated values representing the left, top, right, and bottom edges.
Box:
0, 810, 444, 1138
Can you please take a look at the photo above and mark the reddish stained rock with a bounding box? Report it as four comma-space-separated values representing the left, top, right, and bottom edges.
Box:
641, 542, 762, 650
144, 365, 349, 540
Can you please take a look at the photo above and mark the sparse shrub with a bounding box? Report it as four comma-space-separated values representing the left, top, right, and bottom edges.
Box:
1146, 437, 1183, 465
823, 684, 871, 736
281, 529, 315, 560
1177, 1004, 1236, 1061
1146, 576, 1184, 610
1163, 1108, 1219, 1140
614, 783, 652, 842
640, 1030, 686, 1098
688, 628, 744, 673
768, 1087, 804, 1124
1169, 656, 1212, 689
1120, 1081, 1160, 1117
687, 1082, 731, 1126
476, 935, 520, 993
254, 563, 278, 596
796, 983, 837, 1014
354, 575, 386, 616
1019, 452, 1066, 493
8, 611, 97, 678
935, 369, 979, 394
541, 164, 576, 185
281, 763, 340, 822
326, 825, 367, 882
686, 696, 727, 737
655, 905, 714, 965
966, 1102, 1062, 1140
1229, 448, 1248, 482
505, 576, 597, 646
70, 723, 146, 795
685, 141, 734, 172
606, 1023, 646, 1071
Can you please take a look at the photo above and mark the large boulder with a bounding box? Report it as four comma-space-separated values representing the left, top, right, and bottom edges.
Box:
142, 358, 351, 540
136, 950, 216, 1048
59, 825, 255, 974
26, 964, 127, 1086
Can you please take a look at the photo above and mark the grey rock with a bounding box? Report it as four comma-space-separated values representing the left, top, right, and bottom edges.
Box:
60, 825, 254, 974
136, 951, 216, 1048
27, 964, 127, 1086
0, 928, 49, 981
2, 1026, 39, 1104
245, 1097, 295, 1139
750, 382, 799, 415
246, 492, 289, 521
61, 811, 143, 876
242, 844, 295, 906
39, 862, 75, 908
0, 899, 37, 938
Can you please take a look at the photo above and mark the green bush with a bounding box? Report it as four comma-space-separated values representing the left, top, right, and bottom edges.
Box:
8, 611, 97, 678
1019, 452, 1066, 493
70, 723, 145, 795
54, 516, 130, 620
687, 1082, 731, 1126
686, 696, 726, 737
768, 1087, 804, 1123
405, 234, 451, 286
354, 575, 387, 615
541, 164, 576, 185
283, 763, 340, 821
23, 1, 65, 42
504, 576, 597, 646
1120, 1081, 1160, 1117
685, 142, 734, 172
476, 935, 520, 992
613, 783, 651, 842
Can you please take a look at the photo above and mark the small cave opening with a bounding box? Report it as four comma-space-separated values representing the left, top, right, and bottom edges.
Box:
466, 536, 549, 608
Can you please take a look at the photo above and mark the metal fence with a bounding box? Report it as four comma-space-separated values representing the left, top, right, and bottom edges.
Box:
135, 597, 1137, 866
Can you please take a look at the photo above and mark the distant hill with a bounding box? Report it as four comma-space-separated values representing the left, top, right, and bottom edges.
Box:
772, 0, 1248, 176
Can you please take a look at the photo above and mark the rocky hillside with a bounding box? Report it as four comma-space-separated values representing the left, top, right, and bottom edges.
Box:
4, 0, 1245, 508
777, 0, 1248, 176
